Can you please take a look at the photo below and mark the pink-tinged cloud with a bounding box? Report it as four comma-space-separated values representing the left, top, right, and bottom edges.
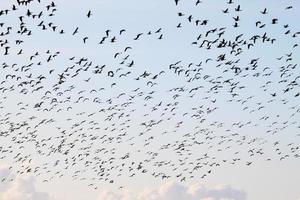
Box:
0, 165, 55, 200
97, 181, 247, 200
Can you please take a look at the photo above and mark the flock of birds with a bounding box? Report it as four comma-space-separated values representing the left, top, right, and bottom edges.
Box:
0, 0, 299, 190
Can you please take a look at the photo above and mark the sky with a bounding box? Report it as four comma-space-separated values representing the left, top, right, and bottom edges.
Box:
0, 0, 300, 200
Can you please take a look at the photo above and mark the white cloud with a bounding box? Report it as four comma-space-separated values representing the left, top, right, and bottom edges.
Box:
2, 166, 247, 200
0, 165, 55, 200
97, 190, 130, 200
97, 182, 247, 200
0, 165, 14, 192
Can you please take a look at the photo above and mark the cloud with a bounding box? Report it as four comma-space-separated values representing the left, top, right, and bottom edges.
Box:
97, 181, 247, 200
1, 166, 247, 200
0, 165, 14, 192
0, 166, 55, 200
97, 190, 130, 200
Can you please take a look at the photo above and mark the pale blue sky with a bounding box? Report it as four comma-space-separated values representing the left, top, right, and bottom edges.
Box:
0, 0, 299, 200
